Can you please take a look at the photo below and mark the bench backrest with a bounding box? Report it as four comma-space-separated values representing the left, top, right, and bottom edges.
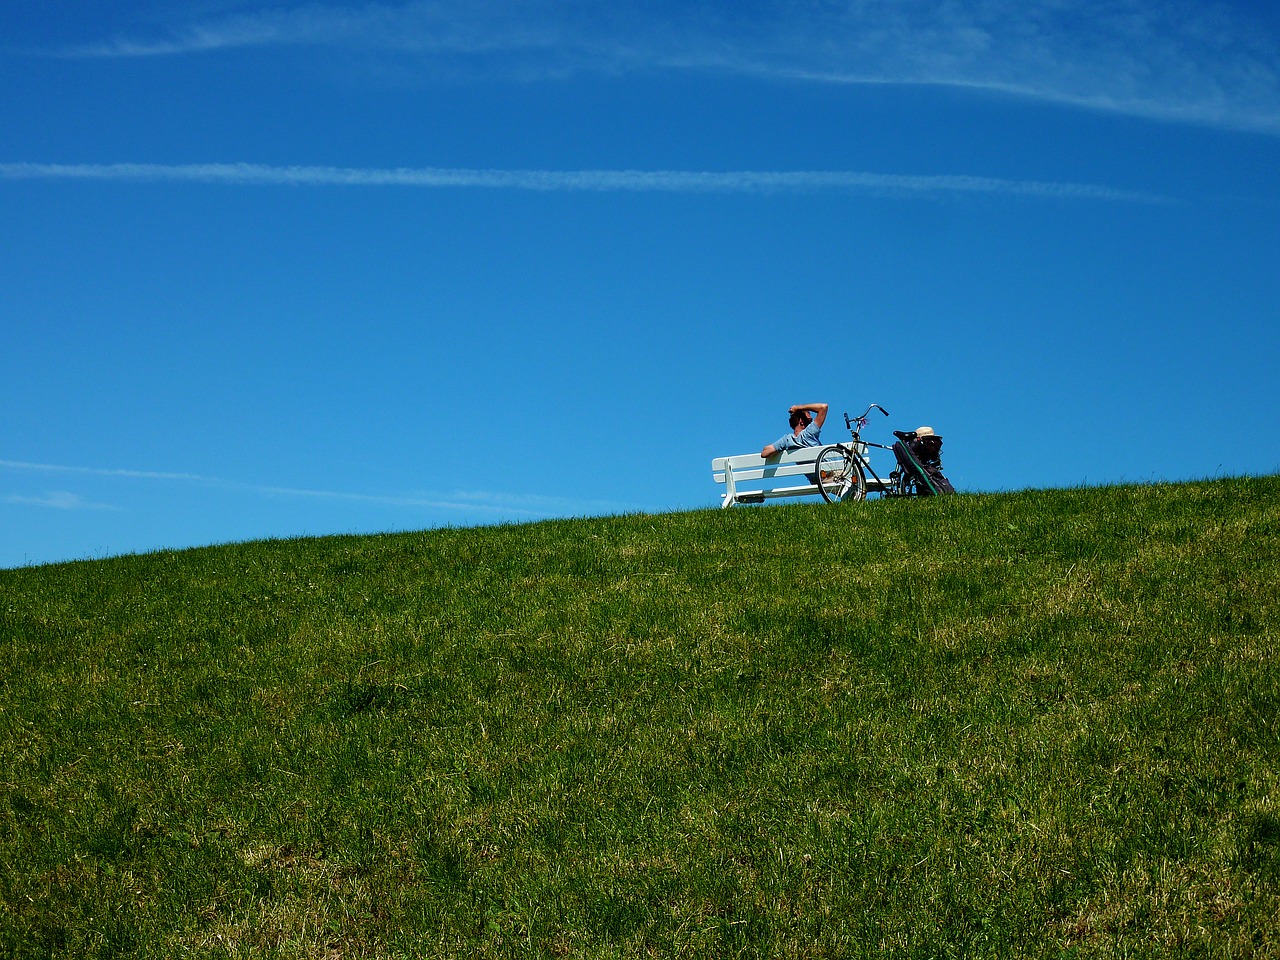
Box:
711, 441, 864, 485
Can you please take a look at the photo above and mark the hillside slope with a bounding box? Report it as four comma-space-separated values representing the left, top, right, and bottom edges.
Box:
2, 478, 1278, 958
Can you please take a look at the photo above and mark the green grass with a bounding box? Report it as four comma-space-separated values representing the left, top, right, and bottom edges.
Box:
2, 477, 1279, 958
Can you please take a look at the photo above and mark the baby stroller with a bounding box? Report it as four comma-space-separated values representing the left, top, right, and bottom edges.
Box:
816, 407, 958, 502
891, 427, 955, 496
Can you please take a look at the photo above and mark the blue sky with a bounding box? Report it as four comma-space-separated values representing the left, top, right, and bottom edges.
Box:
3, 0, 1279, 568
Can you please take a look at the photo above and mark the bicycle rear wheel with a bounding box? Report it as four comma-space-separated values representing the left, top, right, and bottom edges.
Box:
817, 446, 866, 502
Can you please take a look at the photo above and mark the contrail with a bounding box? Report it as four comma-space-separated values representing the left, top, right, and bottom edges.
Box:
0, 161, 1163, 202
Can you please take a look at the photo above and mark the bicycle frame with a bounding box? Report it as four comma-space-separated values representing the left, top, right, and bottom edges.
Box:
817, 404, 918, 501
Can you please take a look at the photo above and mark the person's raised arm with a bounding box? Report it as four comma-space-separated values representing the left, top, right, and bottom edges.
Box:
790, 402, 828, 429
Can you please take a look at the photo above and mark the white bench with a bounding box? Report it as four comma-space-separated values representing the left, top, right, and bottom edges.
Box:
711, 443, 885, 508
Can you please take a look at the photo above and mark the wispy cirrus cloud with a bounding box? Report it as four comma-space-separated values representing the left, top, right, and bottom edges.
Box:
0, 161, 1164, 202
49, 0, 1280, 134
2, 491, 121, 511
729, 0, 1280, 134
57, 1, 583, 60
0, 459, 205, 482
0, 458, 631, 518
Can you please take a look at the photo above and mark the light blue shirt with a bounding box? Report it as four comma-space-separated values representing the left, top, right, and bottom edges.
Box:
771, 421, 822, 453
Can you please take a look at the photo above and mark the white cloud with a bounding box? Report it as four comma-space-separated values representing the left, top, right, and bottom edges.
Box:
0, 161, 1164, 202
0, 458, 626, 518
0, 458, 206, 481
757, 0, 1280, 134
49, 0, 1280, 134
59, 1, 575, 58
2, 491, 120, 511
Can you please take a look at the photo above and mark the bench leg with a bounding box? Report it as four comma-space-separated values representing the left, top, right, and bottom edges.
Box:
722, 464, 737, 507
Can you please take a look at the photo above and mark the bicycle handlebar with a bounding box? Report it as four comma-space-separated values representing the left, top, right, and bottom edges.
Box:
844, 403, 890, 430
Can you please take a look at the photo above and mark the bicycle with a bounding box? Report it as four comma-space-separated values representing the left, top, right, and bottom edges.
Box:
815, 404, 930, 502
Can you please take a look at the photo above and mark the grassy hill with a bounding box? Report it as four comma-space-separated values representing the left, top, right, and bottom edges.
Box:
2, 477, 1278, 958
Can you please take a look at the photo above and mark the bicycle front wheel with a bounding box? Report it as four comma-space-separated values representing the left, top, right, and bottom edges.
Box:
816, 446, 866, 503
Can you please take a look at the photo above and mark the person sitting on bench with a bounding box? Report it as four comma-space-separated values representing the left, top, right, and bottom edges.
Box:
761, 403, 828, 458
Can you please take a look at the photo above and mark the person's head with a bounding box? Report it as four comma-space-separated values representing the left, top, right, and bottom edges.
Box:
789, 410, 812, 430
